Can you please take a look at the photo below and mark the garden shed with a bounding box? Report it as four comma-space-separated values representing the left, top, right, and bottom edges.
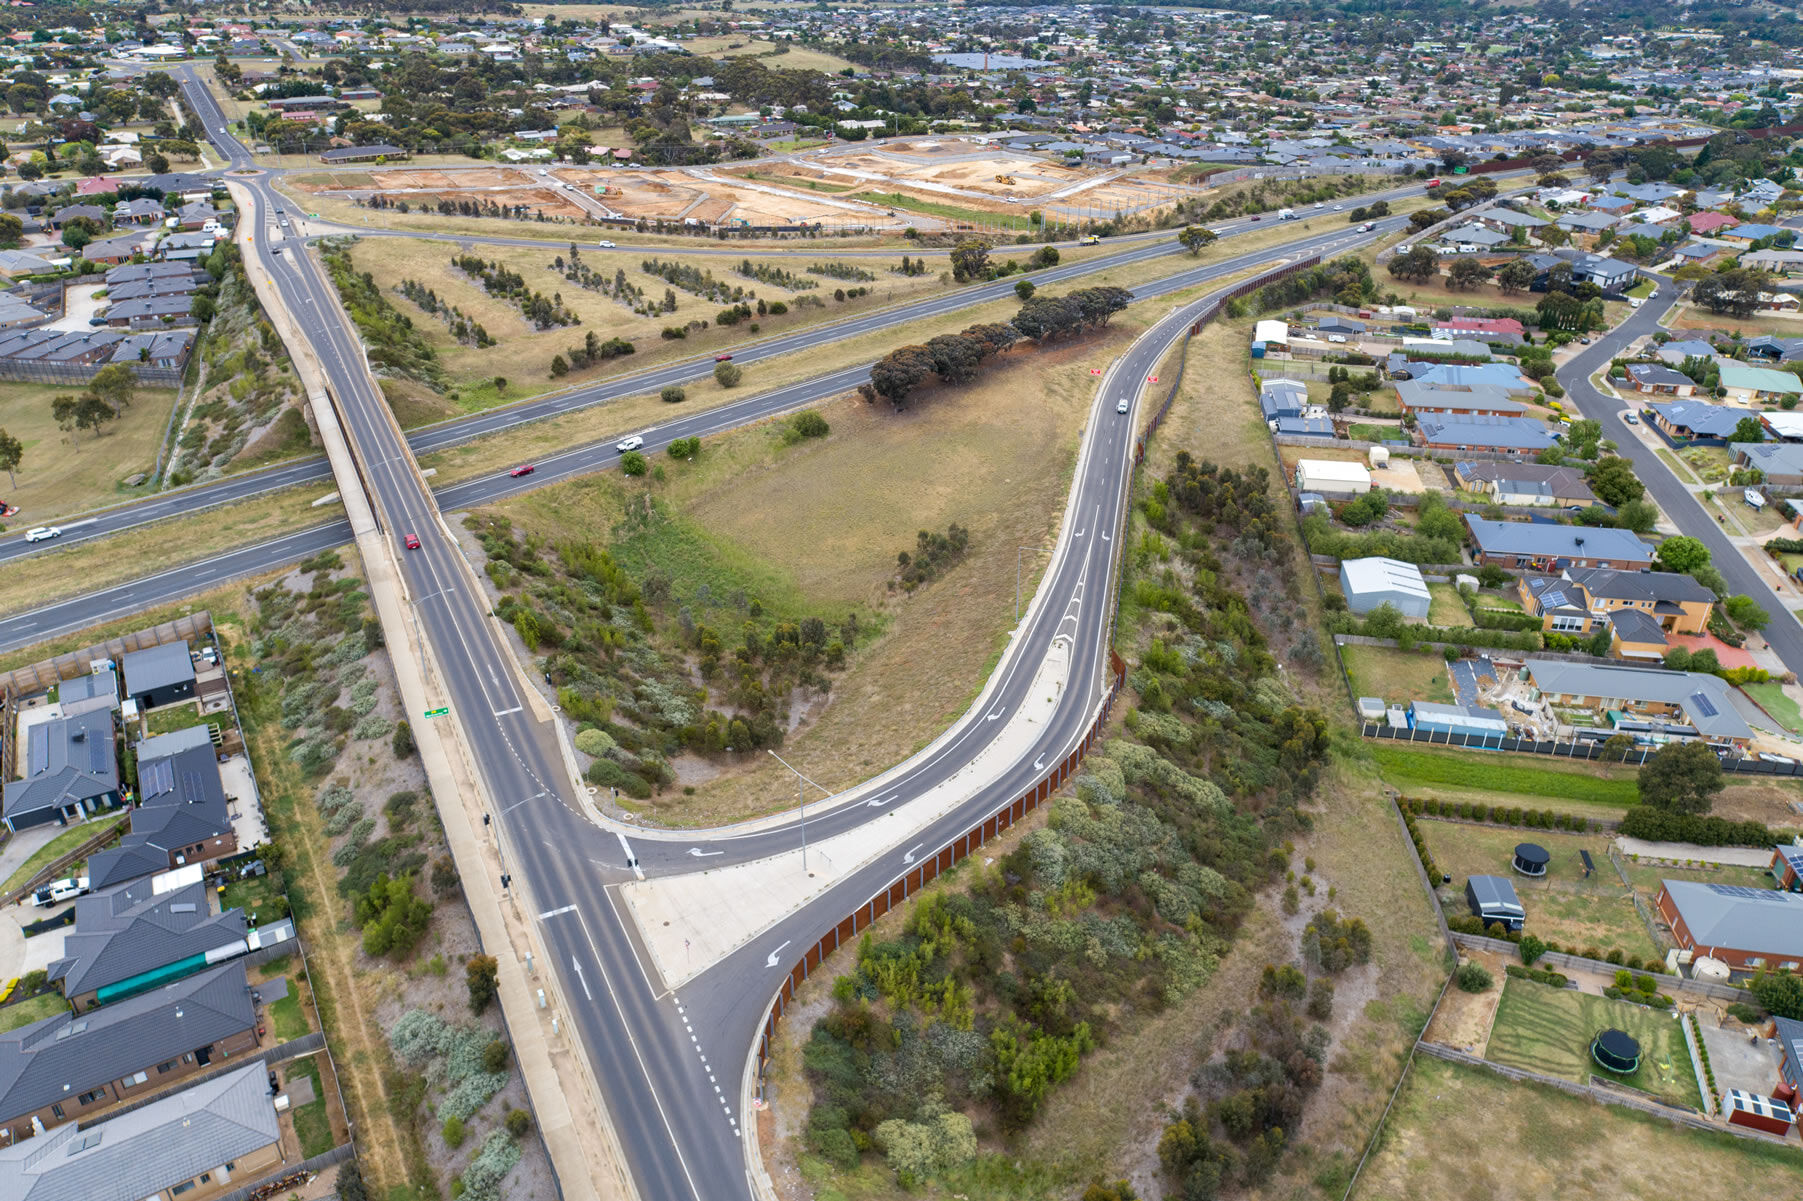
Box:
1465, 874, 1525, 931
1725, 1089, 1793, 1136
1339, 557, 1431, 619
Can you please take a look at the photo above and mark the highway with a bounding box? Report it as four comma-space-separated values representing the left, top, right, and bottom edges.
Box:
1559, 288, 1803, 678
2, 67, 1406, 1201
0, 169, 1447, 566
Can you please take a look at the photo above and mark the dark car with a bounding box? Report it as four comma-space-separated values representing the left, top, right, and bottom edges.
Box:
1249, 214, 1261, 221
509, 464, 535, 478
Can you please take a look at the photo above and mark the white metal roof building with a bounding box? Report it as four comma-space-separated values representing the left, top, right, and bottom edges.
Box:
1294, 459, 1372, 497
1339, 556, 1431, 618
1253, 319, 1289, 347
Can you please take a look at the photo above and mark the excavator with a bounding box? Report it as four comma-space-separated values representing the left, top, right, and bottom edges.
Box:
995, 173, 1017, 185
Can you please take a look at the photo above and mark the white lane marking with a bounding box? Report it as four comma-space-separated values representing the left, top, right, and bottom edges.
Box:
617, 833, 644, 880
538, 904, 576, 920
902, 843, 923, 865
687, 847, 724, 858
764, 940, 791, 969
1034, 754, 1046, 771
866, 792, 897, 808
986, 708, 1004, 722
492, 705, 523, 716
572, 958, 593, 1000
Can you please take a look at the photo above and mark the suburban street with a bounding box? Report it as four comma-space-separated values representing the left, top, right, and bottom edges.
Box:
1557, 288, 1803, 679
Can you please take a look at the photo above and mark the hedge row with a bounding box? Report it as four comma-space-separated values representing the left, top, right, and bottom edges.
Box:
1504, 963, 1570, 989
1691, 1012, 1718, 1102
1618, 807, 1776, 848
1443, 914, 1670, 973
1401, 797, 1599, 832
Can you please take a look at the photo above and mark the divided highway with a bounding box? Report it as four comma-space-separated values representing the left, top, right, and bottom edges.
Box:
9, 68, 1417, 1201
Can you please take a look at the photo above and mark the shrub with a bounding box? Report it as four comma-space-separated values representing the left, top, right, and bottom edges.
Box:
660, 385, 687, 403
791, 410, 829, 439
466, 954, 499, 1013
1455, 962, 1494, 992
482, 1038, 510, 1074
620, 451, 648, 476
391, 719, 415, 759
505, 1107, 532, 1138
1504, 963, 1569, 988
714, 362, 742, 387
1517, 934, 1547, 966
443, 1114, 467, 1149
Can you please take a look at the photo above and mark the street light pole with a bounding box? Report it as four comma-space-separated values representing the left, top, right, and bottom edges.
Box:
766, 749, 832, 873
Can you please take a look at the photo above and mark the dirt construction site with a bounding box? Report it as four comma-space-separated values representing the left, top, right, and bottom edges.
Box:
289, 138, 1203, 230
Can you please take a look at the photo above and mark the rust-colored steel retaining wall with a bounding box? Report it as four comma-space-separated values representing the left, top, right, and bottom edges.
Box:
751, 252, 1329, 1095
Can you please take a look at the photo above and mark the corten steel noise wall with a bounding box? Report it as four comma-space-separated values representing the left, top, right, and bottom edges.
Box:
750, 252, 1325, 1093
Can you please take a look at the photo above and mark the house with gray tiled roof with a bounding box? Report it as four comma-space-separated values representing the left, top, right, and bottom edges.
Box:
0, 1062, 283, 1201
0, 962, 275, 1141
48, 877, 247, 1011
2, 709, 120, 833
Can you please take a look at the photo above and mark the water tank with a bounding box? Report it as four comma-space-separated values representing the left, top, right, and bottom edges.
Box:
1455, 574, 1479, 592
1693, 956, 1731, 983
1369, 445, 1391, 468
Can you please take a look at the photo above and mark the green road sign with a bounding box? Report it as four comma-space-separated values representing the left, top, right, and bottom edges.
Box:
423, 707, 450, 718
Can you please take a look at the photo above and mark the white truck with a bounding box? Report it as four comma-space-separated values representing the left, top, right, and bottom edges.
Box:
1277, 208, 1297, 221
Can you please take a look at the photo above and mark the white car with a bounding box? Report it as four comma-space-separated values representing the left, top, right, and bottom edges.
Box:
1628, 297, 1643, 309
1396, 244, 1413, 255
615, 435, 645, 452
597, 240, 617, 248
1326, 334, 1348, 344
1358, 222, 1375, 232
24, 526, 60, 543
31, 876, 89, 907
1116, 398, 1130, 414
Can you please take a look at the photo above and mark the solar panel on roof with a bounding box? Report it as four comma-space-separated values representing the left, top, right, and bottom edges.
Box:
1709, 883, 1786, 900
142, 757, 173, 797
1690, 692, 1719, 718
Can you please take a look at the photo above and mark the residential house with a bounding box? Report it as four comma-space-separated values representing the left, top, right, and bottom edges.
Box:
1570, 253, 1639, 292
48, 876, 247, 1011
0, 962, 274, 1143
1776, 1014, 1803, 1097
1394, 380, 1526, 417
1407, 362, 1534, 393
317, 143, 408, 165
1464, 517, 1654, 571
80, 234, 150, 266
1742, 249, 1803, 278
1452, 461, 1596, 507
1258, 377, 1307, 421
1434, 316, 1524, 341
86, 743, 237, 890
1771, 842, 1803, 893
104, 296, 196, 328
1744, 336, 1803, 364
110, 198, 166, 227
0, 1063, 283, 1201
1655, 881, 1803, 973
1646, 399, 1744, 444
46, 204, 107, 230
1731, 440, 1803, 487
1414, 415, 1557, 455
1719, 363, 1803, 405
1555, 210, 1619, 235
1625, 363, 1696, 396
1654, 338, 1722, 368
1520, 659, 1754, 746
2, 709, 120, 833
121, 642, 195, 709
1519, 567, 1715, 658
1688, 211, 1740, 236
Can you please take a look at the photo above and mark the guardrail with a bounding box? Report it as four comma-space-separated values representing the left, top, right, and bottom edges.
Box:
748, 251, 1330, 1103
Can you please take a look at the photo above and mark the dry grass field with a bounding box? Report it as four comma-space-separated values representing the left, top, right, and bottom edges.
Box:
1355, 1053, 1803, 1201
0, 382, 180, 524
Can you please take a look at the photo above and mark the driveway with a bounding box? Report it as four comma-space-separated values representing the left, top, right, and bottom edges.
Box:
1558, 290, 1803, 682
1699, 1019, 1783, 1107
45, 282, 106, 332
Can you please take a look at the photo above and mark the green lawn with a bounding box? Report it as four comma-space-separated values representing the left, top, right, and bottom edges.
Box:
1624, 279, 1655, 300
1742, 681, 1803, 736
1416, 819, 1660, 962
1341, 643, 1455, 705
1487, 976, 1701, 1110
288, 1055, 335, 1158
267, 976, 309, 1041
0, 990, 66, 1033
1, 817, 126, 895
144, 704, 222, 737
219, 873, 284, 923
1349, 423, 1402, 443
1426, 582, 1471, 627
1371, 745, 1640, 809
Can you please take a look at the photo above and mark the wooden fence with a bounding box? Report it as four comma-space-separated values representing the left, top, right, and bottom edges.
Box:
0, 611, 214, 696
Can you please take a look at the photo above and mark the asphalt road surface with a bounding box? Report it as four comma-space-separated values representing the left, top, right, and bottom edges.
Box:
1558, 287, 1803, 679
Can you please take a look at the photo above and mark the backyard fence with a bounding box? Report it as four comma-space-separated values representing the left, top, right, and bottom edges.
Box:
0, 359, 185, 387
212, 1144, 356, 1201
1361, 720, 1797, 776
0, 611, 214, 696
1449, 932, 1755, 1006
0, 816, 128, 907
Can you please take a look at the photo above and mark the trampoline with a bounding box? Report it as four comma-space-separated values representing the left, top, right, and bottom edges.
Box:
1591, 1028, 1641, 1074
1512, 843, 1550, 877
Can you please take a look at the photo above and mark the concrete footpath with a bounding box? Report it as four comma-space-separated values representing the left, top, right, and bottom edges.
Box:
1615, 837, 1776, 869
231, 191, 632, 1201
621, 640, 1073, 989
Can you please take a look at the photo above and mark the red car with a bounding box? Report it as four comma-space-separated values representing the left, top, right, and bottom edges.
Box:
509, 464, 535, 478
404, 533, 421, 550
714, 353, 734, 362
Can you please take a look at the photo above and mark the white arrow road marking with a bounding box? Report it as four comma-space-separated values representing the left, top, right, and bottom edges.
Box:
573, 959, 593, 1000
987, 708, 1005, 722
903, 844, 923, 865
1102, 528, 1111, 542
1034, 754, 1046, 771
765, 941, 791, 969
866, 792, 899, 808
687, 847, 724, 858
617, 833, 644, 880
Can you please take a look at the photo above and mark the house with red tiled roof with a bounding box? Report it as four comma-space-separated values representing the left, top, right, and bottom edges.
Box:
1689, 211, 1740, 235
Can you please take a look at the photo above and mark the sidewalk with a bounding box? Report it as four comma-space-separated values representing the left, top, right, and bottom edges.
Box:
622, 640, 1073, 989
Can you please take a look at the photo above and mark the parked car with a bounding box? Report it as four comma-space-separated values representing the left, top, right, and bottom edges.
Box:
403, 533, 421, 550
1623, 410, 1639, 424
616, 435, 645, 452
1326, 334, 1348, 344
24, 526, 60, 543
508, 464, 535, 478
88, 316, 107, 326
31, 876, 89, 907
